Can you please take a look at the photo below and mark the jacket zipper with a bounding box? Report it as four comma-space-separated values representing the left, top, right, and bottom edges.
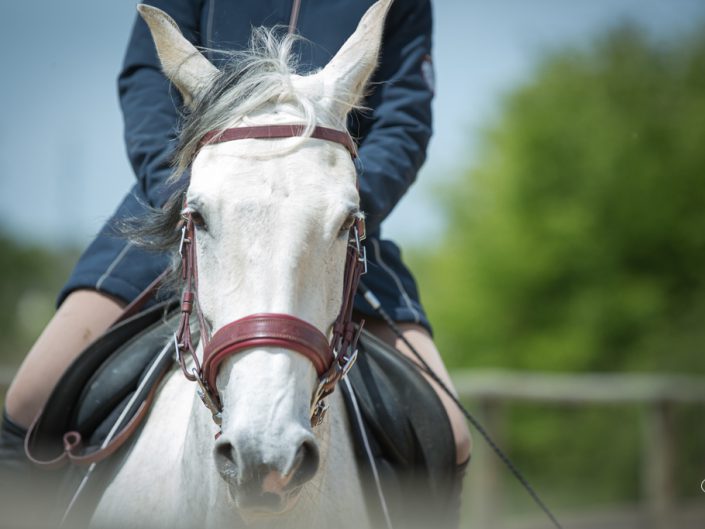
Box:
288, 0, 302, 34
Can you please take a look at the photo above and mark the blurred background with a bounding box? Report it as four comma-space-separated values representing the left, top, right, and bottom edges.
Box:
1, 0, 705, 527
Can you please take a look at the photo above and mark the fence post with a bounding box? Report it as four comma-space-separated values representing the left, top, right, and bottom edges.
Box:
468, 397, 503, 529
642, 400, 676, 529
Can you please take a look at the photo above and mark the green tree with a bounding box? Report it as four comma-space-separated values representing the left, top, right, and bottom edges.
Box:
411, 24, 705, 508
0, 234, 76, 366
417, 24, 705, 375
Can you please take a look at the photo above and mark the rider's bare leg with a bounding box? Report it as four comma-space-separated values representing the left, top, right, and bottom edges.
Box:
4, 289, 125, 429
363, 320, 472, 465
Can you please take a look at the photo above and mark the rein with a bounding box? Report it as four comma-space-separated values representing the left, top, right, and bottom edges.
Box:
174, 124, 366, 431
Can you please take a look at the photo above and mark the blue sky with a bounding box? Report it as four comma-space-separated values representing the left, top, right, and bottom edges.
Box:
1, 0, 704, 248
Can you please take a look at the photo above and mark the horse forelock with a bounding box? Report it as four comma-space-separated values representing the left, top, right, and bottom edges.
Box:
175, 26, 345, 179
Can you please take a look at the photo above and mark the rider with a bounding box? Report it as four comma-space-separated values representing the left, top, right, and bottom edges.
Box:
1, 0, 470, 483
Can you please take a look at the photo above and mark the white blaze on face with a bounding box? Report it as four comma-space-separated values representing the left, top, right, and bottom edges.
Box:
138, 0, 393, 500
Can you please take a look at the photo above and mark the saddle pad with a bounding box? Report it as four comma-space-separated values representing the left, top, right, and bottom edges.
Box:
346, 329, 458, 529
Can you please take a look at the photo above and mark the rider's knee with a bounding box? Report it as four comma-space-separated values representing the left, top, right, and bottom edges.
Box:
453, 420, 472, 465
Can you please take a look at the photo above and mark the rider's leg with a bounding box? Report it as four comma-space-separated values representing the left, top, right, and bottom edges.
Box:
4, 289, 125, 429
363, 319, 472, 465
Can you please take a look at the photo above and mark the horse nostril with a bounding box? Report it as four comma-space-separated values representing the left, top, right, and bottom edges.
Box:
290, 440, 319, 488
214, 437, 318, 497
214, 441, 237, 474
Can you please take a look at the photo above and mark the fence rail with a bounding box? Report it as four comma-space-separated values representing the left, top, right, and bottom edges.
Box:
1, 367, 704, 528
452, 370, 705, 403
451, 369, 705, 529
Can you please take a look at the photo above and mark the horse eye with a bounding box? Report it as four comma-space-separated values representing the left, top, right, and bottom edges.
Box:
190, 210, 208, 232
339, 214, 356, 237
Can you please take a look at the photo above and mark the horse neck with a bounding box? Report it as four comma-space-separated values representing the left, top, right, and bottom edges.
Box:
182, 388, 367, 529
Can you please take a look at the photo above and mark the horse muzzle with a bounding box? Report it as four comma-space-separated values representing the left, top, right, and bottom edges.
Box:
214, 434, 320, 512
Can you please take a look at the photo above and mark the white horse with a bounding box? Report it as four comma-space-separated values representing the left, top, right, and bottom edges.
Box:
91, 2, 392, 528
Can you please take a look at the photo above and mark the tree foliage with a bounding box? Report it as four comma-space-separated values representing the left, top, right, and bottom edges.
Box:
410, 24, 705, 507
415, 24, 705, 375
0, 235, 75, 365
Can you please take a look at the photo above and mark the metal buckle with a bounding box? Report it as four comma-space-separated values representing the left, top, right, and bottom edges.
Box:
311, 376, 328, 409
352, 225, 368, 275
359, 245, 367, 275
339, 348, 358, 378
178, 224, 188, 257
352, 225, 362, 253
195, 374, 222, 426
310, 400, 329, 427
172, 333, 182, 361
309, 346, 358, 427
309, 373, 333, 426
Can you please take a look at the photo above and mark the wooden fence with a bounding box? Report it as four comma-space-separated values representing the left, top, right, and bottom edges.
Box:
452, 370, 705, 529
1, 367, 704, 528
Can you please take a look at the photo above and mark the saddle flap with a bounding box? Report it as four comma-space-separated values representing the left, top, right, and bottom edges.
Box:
345, 328, 458, 528
25, 301, 175, 464
73, 314, 176, 435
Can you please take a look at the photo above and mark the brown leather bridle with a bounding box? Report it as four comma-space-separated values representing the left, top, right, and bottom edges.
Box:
174, 124, 367, 432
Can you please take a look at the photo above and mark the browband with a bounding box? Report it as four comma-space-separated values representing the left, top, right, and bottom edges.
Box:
200, 124, 358, 158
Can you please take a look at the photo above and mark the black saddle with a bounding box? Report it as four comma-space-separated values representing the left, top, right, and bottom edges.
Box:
346, 330, 458, 529
25, 304, 457, 529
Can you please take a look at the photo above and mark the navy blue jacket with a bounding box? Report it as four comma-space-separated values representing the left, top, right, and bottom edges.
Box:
118, 0, 434, 234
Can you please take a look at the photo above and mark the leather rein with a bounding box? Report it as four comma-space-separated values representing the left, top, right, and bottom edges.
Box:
174, 124, 367, 431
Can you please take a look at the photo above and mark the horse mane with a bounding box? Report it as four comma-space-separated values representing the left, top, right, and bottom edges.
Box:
122, 27, 337, 280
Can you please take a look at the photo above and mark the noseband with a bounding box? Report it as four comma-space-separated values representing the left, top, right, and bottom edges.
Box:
174, 124, 366, 432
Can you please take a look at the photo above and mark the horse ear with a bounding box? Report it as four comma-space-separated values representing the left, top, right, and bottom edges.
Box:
137, 4, 219, 108
316, 0, 393, 120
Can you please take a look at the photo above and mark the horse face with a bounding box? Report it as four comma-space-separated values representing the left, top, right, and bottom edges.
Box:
188, 132, 357, 510
139, 0, 392, 513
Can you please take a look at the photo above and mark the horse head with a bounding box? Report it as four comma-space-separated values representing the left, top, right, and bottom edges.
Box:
137, 0, 391, 515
